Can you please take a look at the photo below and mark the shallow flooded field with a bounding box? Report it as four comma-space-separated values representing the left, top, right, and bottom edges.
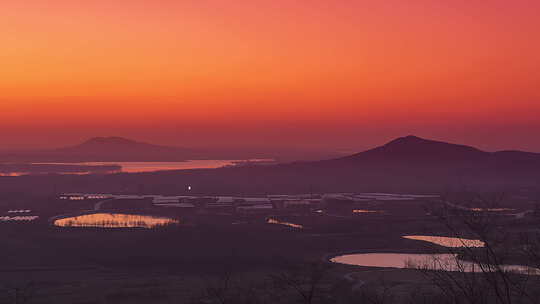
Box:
331, 252, 539, 274
54, 213, 179, 228
402, 235, 485, 248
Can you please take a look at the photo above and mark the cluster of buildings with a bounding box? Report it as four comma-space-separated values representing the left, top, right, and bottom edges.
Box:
0, 216, 39, 222
7, 209, 32, 213
1, 209, 39, 222
60, 194, 109, 200
58, 192, 438, 216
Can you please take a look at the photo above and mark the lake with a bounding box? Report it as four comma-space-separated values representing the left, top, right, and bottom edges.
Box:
1, 159, 273, 176
76, 160, 273, 173
54, 213, 179, 228
330, 253, 539, 274
331, 234, 539, 274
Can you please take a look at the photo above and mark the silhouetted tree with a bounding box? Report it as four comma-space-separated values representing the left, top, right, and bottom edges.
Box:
269, 262, 331, 304
413, 193, 540, 304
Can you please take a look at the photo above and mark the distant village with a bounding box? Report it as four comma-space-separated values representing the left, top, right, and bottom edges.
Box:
59, 192, 439, 216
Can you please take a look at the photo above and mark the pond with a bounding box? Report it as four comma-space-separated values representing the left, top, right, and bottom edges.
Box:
266, 218, 303, 229
353, 209, 383, 214
403, 235, 485, 248
330, 253, 539, 275
54, 213, 178, 228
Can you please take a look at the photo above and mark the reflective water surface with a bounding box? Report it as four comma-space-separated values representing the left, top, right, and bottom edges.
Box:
353, 209, 382, 214
267, 218, 303, 229
403, 235, 485, 248
331, 253, 539, 274
1, 159, 274, 176
54, 213, 178, 228
78, 160, 273, 173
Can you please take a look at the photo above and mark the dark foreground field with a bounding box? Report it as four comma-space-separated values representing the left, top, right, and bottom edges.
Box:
1, 193, 539, 303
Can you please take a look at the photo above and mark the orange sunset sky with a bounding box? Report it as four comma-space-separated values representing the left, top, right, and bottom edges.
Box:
1, 0, 539, 152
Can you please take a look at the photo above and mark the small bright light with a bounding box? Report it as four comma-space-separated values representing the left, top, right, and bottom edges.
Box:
188, 186, 192, 191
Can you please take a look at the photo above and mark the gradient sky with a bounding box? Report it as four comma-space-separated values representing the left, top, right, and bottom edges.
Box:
2, 0, 540, 152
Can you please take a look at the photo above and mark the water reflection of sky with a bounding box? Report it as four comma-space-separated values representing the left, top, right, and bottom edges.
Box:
403, 235, 485, 248
267, 218, 303, 229
54, 213, 178, 228
80, 160, 271, 173
331, 253, 539, 275
0, 159, 274, 176
353, 209, 382, 214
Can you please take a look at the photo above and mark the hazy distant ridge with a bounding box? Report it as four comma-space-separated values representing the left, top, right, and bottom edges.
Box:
0, 137, 196, 162
53, 137, 195, 161
2, 135, 540, 194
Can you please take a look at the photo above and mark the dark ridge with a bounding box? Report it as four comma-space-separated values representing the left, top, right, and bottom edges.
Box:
1, 135, 540, 194
80, 137, 142, 146
336, 135, 487, 163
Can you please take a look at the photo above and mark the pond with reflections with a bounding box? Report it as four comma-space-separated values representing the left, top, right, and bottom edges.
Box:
266, 218, 303, 229
330, 235, 538, 275
403, 235, 485, 248
54, 213, 178, 228
330, 253, 539, 274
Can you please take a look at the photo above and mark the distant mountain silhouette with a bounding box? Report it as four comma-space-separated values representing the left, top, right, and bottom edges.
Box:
50, 137, 197, 162
0, 137, 319, 163
0, 137, 197, 162
58, 137, 186, 155
336, 135, 488, 163
315, 135, 540, 179
243, 135, 540, 192
2, 135, 539, 194
68, 137, 146, 149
